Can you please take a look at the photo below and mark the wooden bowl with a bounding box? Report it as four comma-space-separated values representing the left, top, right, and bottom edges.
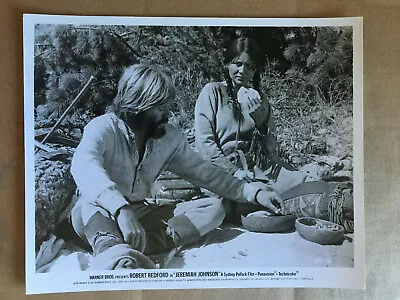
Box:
241, 212, 296, 233
295, 217, 345, 245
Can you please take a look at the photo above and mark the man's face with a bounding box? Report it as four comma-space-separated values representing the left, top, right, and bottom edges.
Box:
139, 104, 170, 139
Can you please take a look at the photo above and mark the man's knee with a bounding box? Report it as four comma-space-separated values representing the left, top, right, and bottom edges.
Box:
175, 197, 226, 237
208, 198, 226, 228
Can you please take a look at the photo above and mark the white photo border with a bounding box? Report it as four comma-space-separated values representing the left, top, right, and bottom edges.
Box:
23, 14, 364, 294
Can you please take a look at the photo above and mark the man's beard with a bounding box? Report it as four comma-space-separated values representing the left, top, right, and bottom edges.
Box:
132, 113, 168, 139
148, 118, 168, 139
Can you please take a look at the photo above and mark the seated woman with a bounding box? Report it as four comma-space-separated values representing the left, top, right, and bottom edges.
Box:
194, 36, 330, 221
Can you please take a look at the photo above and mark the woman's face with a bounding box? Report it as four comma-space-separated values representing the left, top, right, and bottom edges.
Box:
228, 52, 256, 88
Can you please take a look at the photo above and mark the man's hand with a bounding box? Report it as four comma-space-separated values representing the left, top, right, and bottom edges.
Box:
116, 206, 146, 252
255, 190, 285, 215
234, 169, 254, 182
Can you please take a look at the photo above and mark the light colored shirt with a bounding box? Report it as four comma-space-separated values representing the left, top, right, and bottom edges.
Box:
195, 82, 276, 174
71, 113, 260, 216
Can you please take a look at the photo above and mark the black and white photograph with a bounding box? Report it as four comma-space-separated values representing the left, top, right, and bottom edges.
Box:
24, 15, 364, 293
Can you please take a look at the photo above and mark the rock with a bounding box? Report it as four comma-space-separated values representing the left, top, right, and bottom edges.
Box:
291, 155, 307, 165
341, 159, 352, 171
312, 155, 341, 167
305, 155, 344, 179
333, 162, 344, 172
332, 170, 353, 181
299, 163, 332, 180
35, 155, 76, 251
299, 164, 320, 180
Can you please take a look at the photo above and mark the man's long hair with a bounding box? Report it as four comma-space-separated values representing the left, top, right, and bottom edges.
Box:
108, 64, 175, 120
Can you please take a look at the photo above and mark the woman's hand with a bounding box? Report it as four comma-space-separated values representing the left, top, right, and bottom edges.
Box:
255, 190, 285, 215
116, 206, 146, 252
237, 87, 268, 128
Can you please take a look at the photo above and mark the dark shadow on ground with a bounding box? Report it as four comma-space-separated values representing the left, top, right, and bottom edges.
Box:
193, 225, 246, 247
152, 224, 246, 269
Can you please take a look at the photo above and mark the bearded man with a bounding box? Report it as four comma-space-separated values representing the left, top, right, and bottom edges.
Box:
69, 64, 283, 269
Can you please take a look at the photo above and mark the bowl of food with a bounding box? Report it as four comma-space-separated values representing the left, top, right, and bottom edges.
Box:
295, 217, 345, 245
241, 211, 296, 233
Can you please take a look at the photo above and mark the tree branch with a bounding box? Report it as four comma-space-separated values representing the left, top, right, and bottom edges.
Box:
109, 30, 142, 59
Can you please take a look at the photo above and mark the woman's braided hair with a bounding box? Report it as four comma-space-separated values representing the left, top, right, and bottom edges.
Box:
224, 37, 275, 170
224, 70, 242, 122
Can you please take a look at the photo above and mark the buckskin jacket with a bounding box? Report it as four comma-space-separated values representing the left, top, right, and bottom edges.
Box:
71, 113, 260, 216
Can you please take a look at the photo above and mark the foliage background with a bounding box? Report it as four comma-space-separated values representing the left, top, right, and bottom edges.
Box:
34, 25, 353, 160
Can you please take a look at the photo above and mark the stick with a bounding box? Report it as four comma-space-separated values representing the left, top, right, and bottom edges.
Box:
41, 75, 95, 145
35, 140, 55, 152
109, 30, 142, 59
